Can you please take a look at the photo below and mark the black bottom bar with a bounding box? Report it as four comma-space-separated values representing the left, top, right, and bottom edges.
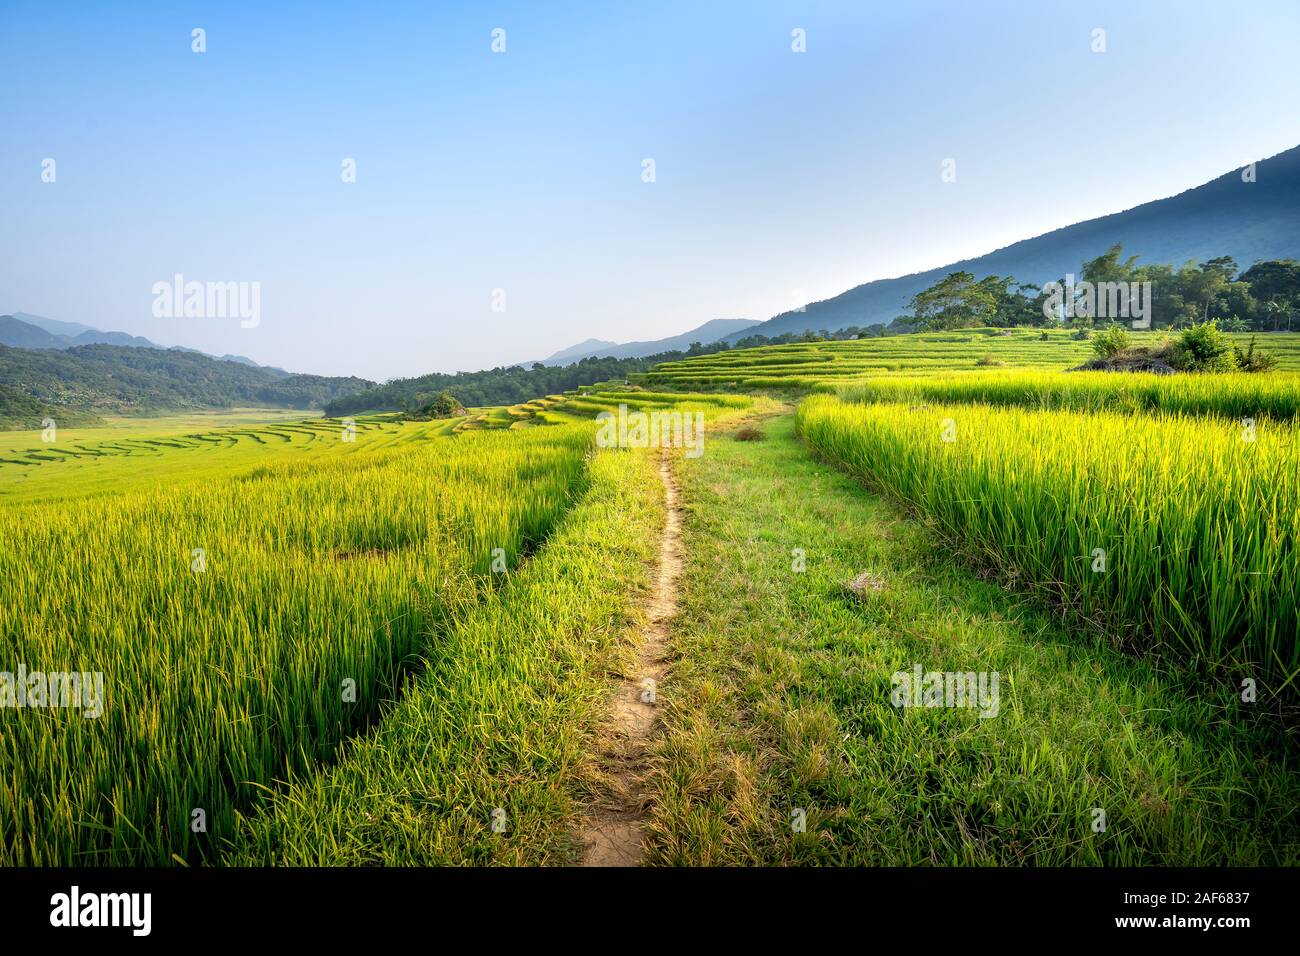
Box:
0, 866, 1283, 942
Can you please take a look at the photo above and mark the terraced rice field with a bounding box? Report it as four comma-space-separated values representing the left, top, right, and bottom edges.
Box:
837, 370, 1300, 420
0, 412, 447, 503
638, 329, 1300, 390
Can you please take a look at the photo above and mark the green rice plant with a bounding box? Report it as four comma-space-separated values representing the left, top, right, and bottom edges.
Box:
644, 413, 1300, 865
225, 443, 665, 865
0, 424, 592, 865
796, 395, 1300, 695
838, 370, 1300, 421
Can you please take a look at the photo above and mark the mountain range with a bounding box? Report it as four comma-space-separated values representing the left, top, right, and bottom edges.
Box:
532, 318, 761, 366
723, 144, 1300, 342
2, 312, 275, 369
7, 144, 1299, 424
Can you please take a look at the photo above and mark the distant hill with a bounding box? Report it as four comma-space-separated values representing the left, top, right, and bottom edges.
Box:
0, 333, 373, 428
0, 315, 65, 349
729, 144, 1300, 341
72, 328, 160, 349
2, 312, 171, 351
0, 312, 286, 371
535, 318, 760, 365
543, 338, 619, 364
12, 312, 98, 338
167, 344, 287, 373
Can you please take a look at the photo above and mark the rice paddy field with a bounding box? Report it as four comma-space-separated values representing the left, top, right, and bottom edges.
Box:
649, 331, 1300, 701
3, 329, 1298, 868
0, 411, 451, 504
638, 328, 1300, 390
0, 391, 755, 866
0, 417, 591, 864
796, 397, 1299, 684
837, 369, 1300, 420
634, 330, 1300, 865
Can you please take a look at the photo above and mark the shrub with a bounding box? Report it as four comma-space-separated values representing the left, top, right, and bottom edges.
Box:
975, 354, 1004, 367
1170, 321, 1238, 373
1091, 326, 1133, 359
734, 425, 766, 441
1233, 336, 1279, 373
1072, 327, 1092, 340
408, 390, 466, 419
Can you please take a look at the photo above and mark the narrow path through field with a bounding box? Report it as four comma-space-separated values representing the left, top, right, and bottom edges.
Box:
630, 411, 1300, 865
579, 450, 682, 866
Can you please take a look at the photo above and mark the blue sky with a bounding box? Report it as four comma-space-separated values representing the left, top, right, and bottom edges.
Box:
3, 0, 1298, 379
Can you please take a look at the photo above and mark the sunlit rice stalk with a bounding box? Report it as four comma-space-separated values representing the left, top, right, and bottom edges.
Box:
0, 423, 591, 865
838, 370, 1300, 421
796, 395, 1300, 697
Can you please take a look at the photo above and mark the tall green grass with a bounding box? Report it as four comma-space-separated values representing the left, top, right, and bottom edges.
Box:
796, 396, 1300, 694
0, 424, 590, 865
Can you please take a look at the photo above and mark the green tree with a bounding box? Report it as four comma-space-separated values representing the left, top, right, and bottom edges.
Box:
1179, 257, 1236, 325
1080, 244, 1140, 285
1239, 259, 1300, 331
908, 271, 998, 330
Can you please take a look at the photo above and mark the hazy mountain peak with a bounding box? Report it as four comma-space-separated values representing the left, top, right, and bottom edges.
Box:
542, 338, 619, 364
534, 318, 761, 366
10, 311, 98, 338
0, 312, 283, 372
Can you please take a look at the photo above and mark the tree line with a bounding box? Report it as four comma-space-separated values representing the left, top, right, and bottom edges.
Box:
323, 341, 735, 416
901, 247, 1300, 332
